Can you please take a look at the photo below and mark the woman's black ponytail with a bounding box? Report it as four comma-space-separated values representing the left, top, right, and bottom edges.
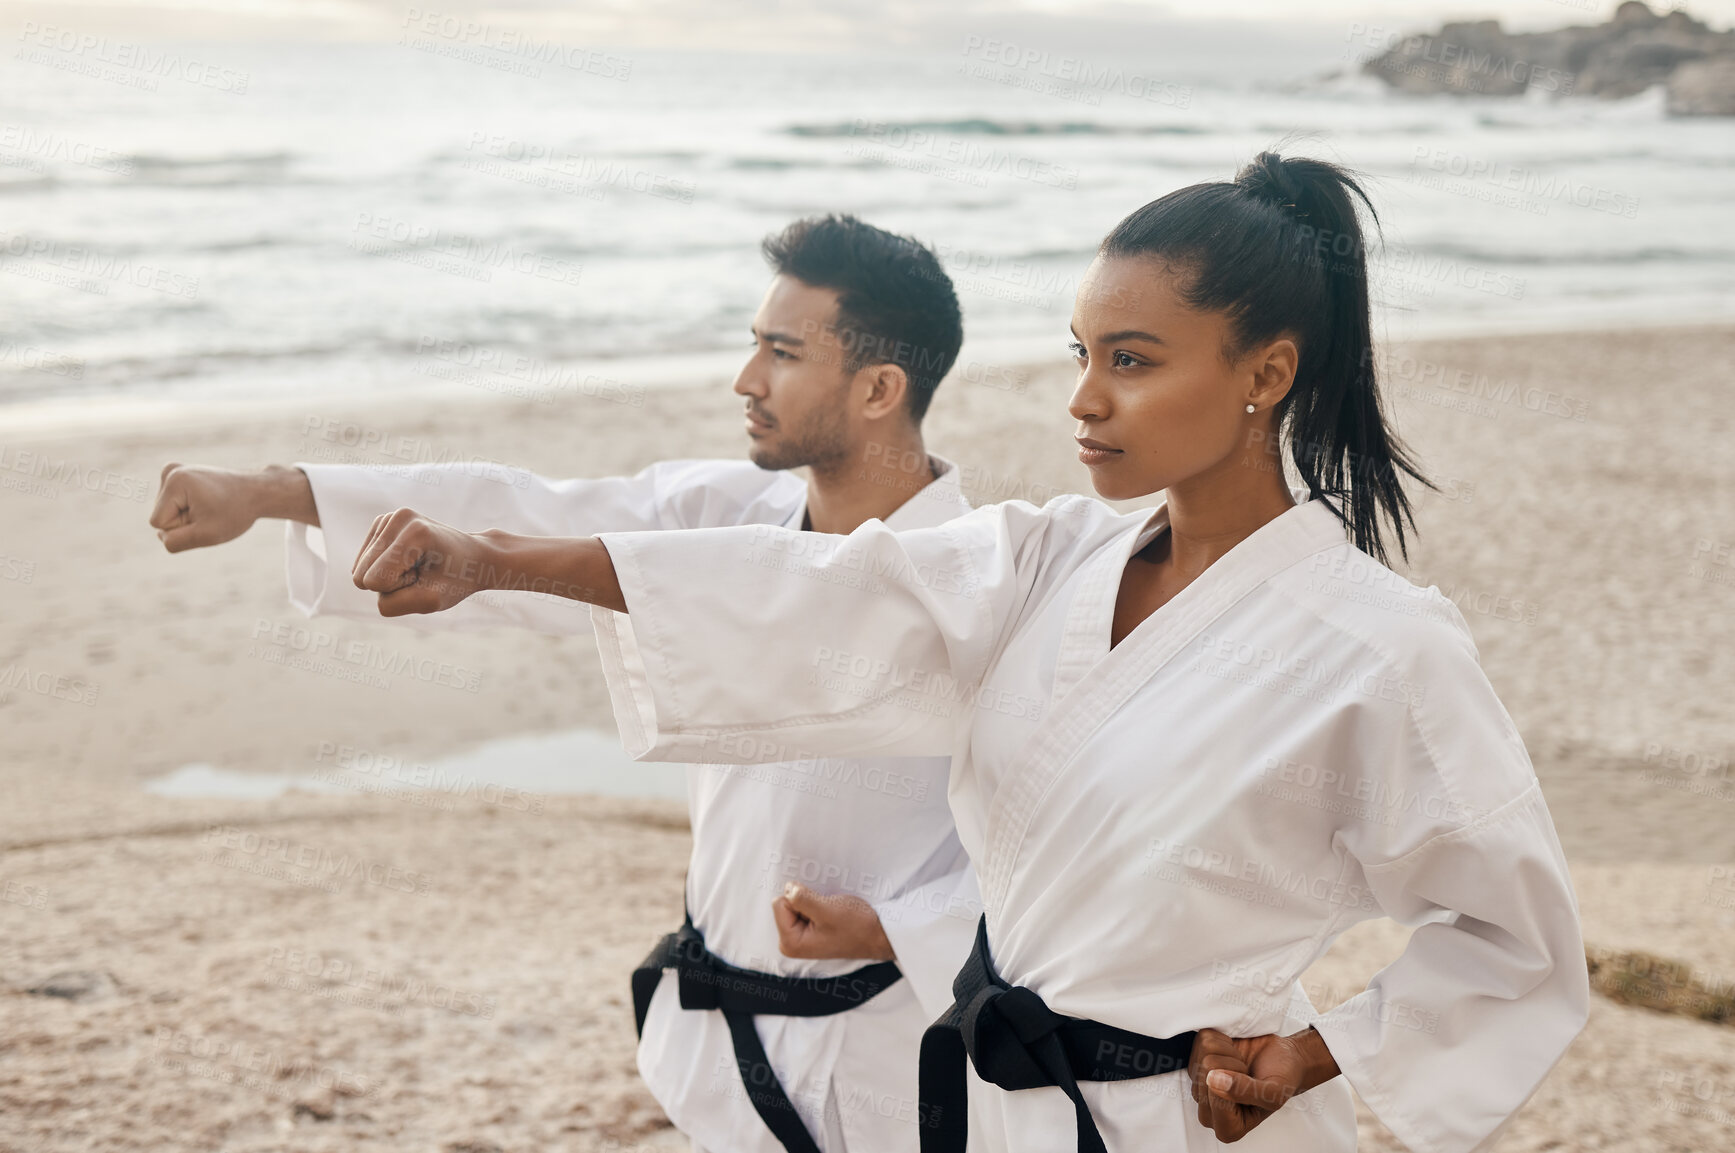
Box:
1102, 151, 1430, 565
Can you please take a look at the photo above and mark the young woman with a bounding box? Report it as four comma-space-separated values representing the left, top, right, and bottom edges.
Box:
350, 154, 1588, 1152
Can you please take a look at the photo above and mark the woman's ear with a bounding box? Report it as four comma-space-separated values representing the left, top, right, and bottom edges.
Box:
1247, 337, 1299, 410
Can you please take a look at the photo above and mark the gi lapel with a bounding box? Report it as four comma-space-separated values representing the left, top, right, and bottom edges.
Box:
977, 500, 1350, 920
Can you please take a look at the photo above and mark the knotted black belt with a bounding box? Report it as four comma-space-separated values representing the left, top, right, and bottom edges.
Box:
918, 917, 1196, 1153
631, 917, 904, 1153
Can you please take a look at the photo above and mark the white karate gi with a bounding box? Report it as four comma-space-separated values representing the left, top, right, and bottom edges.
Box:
284, 457, 983, 1153
590, 495, 1590, 1153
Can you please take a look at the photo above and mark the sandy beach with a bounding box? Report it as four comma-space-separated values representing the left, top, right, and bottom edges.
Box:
3, 324, 1735, 1152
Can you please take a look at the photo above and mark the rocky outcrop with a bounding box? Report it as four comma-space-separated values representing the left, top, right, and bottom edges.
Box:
1360, 1, 1735, 113
1668, 56, 1735, 115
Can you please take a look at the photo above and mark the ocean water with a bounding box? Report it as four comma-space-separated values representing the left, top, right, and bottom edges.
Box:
2, 38, 1732, 414
144, 728, 687, 802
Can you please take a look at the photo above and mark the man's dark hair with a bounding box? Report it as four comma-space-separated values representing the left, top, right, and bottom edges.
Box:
761, 214, 962, 422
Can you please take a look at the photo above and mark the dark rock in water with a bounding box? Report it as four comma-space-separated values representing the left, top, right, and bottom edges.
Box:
1669, 56, 1735, 115
25, 970, 117, 1001
1361, 1, 1735, 112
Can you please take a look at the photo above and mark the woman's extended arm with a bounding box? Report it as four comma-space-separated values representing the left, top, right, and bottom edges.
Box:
349, 508, 627, 613
345, 501, 1051, 765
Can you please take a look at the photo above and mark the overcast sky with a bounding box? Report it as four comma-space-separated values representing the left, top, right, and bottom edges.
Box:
4, 0, 1731, 46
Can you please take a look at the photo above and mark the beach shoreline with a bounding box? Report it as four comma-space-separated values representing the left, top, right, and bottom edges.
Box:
9, 313, 1735, 440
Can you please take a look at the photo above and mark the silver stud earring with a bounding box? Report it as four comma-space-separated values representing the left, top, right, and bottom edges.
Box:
1245, 404, 1256, 414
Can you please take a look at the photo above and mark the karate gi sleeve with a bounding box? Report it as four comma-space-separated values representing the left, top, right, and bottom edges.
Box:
589, 500, 1055, 763
874, 861, 983, 1021
285, 459, 787, 635
1310, 635, 1589, 1153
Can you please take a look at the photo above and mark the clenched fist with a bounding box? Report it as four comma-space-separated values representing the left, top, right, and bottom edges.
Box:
150, 462, 317, 552
773, 882, 895, 961
350, 508, 500, 616
1188, 1025, 1340, 1142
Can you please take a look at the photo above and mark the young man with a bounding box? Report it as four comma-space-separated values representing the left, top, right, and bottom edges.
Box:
150, 216, 980, 1153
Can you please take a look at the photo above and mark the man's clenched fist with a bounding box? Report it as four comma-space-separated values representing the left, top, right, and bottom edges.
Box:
150, 462, 318, 552
773, 883, 895, 961
350, 508, 499, 616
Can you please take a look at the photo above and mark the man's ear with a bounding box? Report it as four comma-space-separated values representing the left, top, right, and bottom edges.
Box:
859, 362, 911, 422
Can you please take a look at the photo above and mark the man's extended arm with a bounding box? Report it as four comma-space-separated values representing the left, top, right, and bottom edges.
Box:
150, 457, 803, 634
149, 463, 318, 550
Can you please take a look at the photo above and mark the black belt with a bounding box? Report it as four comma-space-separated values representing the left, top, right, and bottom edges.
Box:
631, 917, 904, 1153
918, 917, 1196, 1153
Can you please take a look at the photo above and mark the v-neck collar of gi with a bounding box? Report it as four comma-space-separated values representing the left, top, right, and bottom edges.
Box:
1050, 496, 1342, 716
782, 453, 967, 532
982, 496, 1352, 916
